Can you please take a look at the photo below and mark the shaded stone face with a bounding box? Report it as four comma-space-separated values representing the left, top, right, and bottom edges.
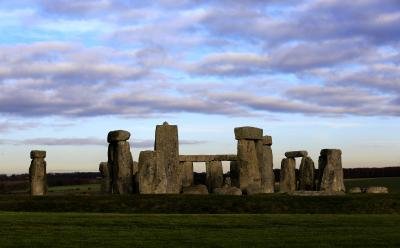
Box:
154, 123, 180, 193
107, 130, 131, 143
234, 126, 263, 140
258, 137, 274, 193
285, 151, 308, 158
112, 141, 134, 194
99, 162, 112, 194
236, 139, 261, 191
318, 149, 345, 192
206, 161, 223, 192
180, 161, 194, 188
29, 150, 47, 196
137, 150, 167, 194
279, 158, 296, 193
262, 135, 272, 146
213, 186, 242, 195
298, 156, 315, 191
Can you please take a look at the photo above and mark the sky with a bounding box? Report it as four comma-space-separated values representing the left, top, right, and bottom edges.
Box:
0, 0, 399, 174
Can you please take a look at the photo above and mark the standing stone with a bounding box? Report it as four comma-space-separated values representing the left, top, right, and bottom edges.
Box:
206, 161, 223, 192
132, 161, 139, 193
180, 161, 194, 188
107, 130, 134, 194
29, 150, 47, 196
230, 161, 239, 187
258, 135, 274, 193
298, 156, 315, 191
137, 150, 167, 194
279, 158, 296, 193
317, 149, 345, 192
99, 162, 112, 194
154, 122, 181, 193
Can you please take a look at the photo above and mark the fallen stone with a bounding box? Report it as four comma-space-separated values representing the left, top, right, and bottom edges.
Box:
285, 151, 308, 158
107, 130, 131, 143
206, 161, 223, 192
182, 184, 209, 195
29, 150, 47, 196
30, 150, 46, 159
366, 186, 388, 194
214, 186, 242, 195
298, 156, 315, 191
180, 161, 194, 188
348, 187, 362, 193
234, 126, 263, 140
155, 122, 180, 193
318, 149, 345, 192
279, 158, 296, 193
262, 135, 272, 146
137, 150, 167, 194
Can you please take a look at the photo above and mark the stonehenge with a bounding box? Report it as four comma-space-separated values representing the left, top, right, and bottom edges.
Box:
317, 149, 345, 193
206, 161, 223, 192
29, 150, 47, 196
298, 156, 315, 190
99, 162, 112, 194
279, 158, 296, 193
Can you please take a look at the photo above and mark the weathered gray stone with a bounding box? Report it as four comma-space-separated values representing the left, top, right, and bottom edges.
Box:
348, 187, 362, 193
279, 158, 296, 193
234, 126, 263, 140
285, 151, 308, 158
180, 161, 194, 188
235, 139, 261, 191
107, 130, 131, 143
112, 141, 134, 194
99, 162, 112, 194
366, 186, 388, 194
179, 154, 237, 162
137, 150, 167, 194
182, 184, 209, 195
258, 137, 274, 193
230, 161, 240, 188
317, 149, 345, 193
206, 161, 223, 192
262, 135, 272, 146
30, 150, 46, 159
298, 156, 315, 190
245, 183, 262, 195
29, 150, 47, 196
155, 122, 180, 193
132, 161, 139, 193
214, 186, 242, 195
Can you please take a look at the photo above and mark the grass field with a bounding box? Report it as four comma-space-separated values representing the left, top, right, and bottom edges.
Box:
48, 184, 100, 194
0, 212, 399, 248
344, 177, 400, 193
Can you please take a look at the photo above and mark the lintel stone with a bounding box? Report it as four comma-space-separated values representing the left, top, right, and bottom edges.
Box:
30, 150, 46, 159
262, 135, 272, 146
234, 126, 263, 140
107, 130, 131, 143
285, 150, 308, 158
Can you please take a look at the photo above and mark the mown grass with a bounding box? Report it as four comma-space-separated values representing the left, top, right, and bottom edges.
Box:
344, 177, 400, 193
0, 212, 399, 248
0, 193, 399, 214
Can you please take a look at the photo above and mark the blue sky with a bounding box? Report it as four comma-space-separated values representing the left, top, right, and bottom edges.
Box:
0, 0, 399, 174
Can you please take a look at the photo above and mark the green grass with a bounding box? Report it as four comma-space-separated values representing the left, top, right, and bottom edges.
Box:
0, 212, 399, 248
48, 184, 100, 194
345, 177, 400, 193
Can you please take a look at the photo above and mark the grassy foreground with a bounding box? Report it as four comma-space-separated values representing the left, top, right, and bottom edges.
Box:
0, 212, 399, 248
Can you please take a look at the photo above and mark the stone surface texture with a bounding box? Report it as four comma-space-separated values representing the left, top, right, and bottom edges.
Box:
318, 149, 345, 192
29, 150, 47, 196
234, 126, 263, 140
206, 161, 223, 192
258, 136, 274, 193
180, 161, 194, 188
214, 186, 242, 195
279, 158, 296, 193
235, 139, 262, 191
285, 151, 308, 158
137, 151, 167, 194
298, 156, 315, 190
99, 162, 112, 194
366, 186, 388, 194
107, 130, 131, 143
154, 123, 181, 193
182, 184, 209, 195
348, 187, 362, 193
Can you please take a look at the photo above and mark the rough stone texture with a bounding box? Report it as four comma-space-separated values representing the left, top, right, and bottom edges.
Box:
229, 161, 240, 188
182, 184, 209, 195
348, 187, 362, 193
112, 141, 134, 194
179, 154, 237, 162
224, 177, 231, 187
29, 151, 47, 196
214, 186, 242, 195
235, 139, 261, 191
245, 183, 262, 195
206, 161, 224, 192
137, 151, 167, 194
279, 158, 296, 193
132, 161, 139, 193
285, 151, 308, 158
234, 126, 263, 140
298, 156, 315, 190
318, 149, 345, 193
366, 186, 389, 194
99, 162, 112, 194
180, 161, 194, 188
30, 150, 46, 159
154, 122, 180, 194
262, 135, 272, 146
107, 130, 131, 143
258, 137, 274, 193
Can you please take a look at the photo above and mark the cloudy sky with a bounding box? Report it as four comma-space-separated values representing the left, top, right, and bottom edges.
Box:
0, 0, 399, 174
